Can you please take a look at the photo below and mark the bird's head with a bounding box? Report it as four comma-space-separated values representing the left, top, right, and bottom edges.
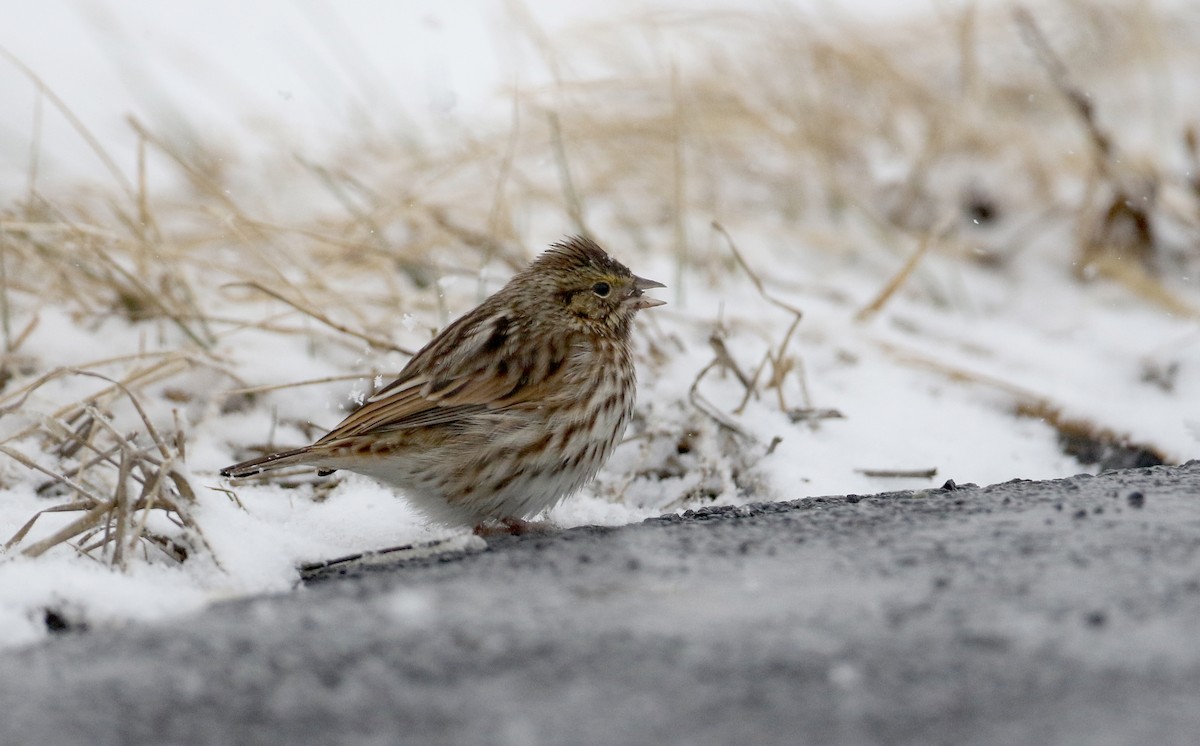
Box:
524, 236, 665, 337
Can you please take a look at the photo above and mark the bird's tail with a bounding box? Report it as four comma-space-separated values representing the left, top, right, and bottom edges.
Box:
220, 447, 319, 478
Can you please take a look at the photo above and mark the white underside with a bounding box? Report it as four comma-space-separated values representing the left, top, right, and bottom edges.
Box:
328, 387, 634, 526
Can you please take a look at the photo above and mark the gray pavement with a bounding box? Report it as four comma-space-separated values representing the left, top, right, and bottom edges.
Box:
3, 462, 1200, 745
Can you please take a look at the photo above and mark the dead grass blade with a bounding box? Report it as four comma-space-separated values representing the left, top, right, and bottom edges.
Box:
17, 499, 116, 559
855, 467, 938, 479
1, 364, 211, 568
546, 109, 592, 238
688, 358, 751, 439
225, 281, 414, 355
712, 222, 805, 412
0, 44, 137, 202
856, 218, 951, 322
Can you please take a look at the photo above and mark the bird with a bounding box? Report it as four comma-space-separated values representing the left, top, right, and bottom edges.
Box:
220, 235, 665, 532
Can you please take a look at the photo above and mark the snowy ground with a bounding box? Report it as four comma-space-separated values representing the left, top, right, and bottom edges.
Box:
1, 0, 1198, 648
5, 464, 1200, 746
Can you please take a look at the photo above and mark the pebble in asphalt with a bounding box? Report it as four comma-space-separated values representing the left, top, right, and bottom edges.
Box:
2, 461, 1199, 745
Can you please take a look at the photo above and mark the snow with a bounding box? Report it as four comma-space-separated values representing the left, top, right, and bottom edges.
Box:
1, 0, 1198, 648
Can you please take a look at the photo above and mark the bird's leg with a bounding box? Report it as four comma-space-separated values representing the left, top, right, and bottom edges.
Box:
472, 517, 546, 537
502, 517, 533, 534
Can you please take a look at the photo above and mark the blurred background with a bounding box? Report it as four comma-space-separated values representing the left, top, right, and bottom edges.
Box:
1, 0, 937, 192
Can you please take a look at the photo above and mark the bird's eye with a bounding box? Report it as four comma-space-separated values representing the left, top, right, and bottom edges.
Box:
592, 282, 611, 297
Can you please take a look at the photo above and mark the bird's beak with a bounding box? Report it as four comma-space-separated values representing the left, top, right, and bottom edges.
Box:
629, 275, 666, 310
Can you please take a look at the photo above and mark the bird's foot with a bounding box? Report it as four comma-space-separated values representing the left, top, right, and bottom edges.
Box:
472, 517, 550, 537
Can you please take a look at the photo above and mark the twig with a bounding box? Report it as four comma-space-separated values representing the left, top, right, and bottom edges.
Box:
670, 60, 688, 303
487, 88, 522, 267
4, 501, 95, 551
111, 449, 133, 570
711, 222, 804, 319
127, 116, 244, 217
0, 444, 112, 507
428, 207, 524, 272
708, 329, 753, 391
874, 338, 1042, 401
18, 499, 116, 559
546, 109, 591, 238
712, 222, 804, 412
297, 536, 476, 580
734, 350, 770, 416
225, 281, 413, 355
1013, 7, 1112, 168
0, 44, 137, 201
1081, 256, 1197, 317
0, 220, 121, 241
768, 313, 803, 412
787, 408, 844, 423
688, 358, 751, 439
39, 442, 125, 493
855, 467, 938, 479
68, 369, 173, 460
26, 89, 43, 204
856, 217, 951, 322
85, 243, 212, 348
218, 372, 377, 398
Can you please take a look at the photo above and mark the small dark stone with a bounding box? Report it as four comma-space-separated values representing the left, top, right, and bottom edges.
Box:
1073, 509, 1088, 519
941, 479, 958, 491
43, 609, 82, 634
1127, 491, 1146, 509
845, 495, 861, 504
44, 610, 68, 633
964, 191, 998, 224
1084, 611, 1107, 628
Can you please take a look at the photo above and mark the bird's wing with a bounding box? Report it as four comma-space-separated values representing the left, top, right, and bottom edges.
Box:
316, 308, 576, 441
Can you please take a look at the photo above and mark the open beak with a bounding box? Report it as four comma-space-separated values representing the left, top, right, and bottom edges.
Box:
628, 275, 667, 310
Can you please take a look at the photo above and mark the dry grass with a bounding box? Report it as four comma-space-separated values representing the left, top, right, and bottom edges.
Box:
0, 0, 1197, 568
1, 368, 215, 568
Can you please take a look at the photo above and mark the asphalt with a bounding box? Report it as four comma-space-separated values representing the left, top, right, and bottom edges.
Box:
3, 461, 1199, 746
